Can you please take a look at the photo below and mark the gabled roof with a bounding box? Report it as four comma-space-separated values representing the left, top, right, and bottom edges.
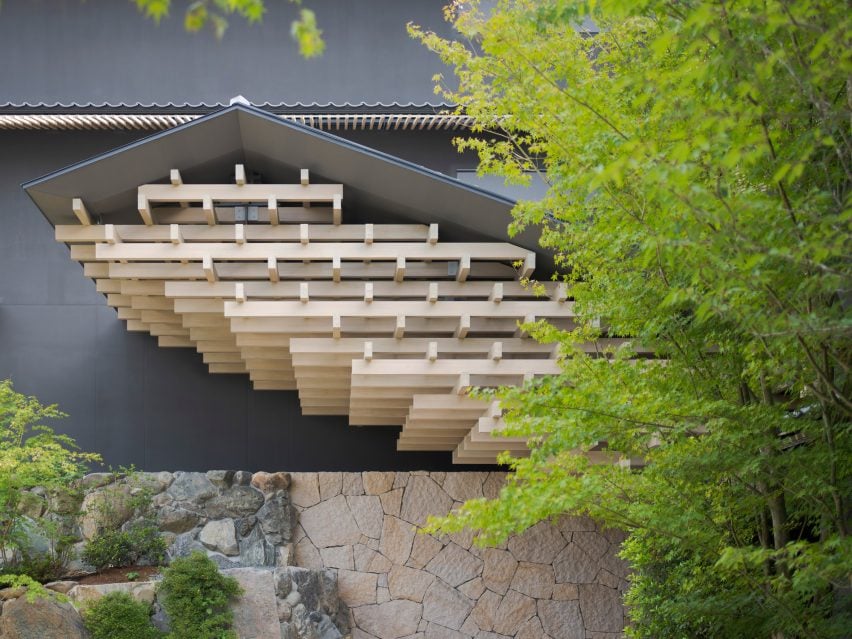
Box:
23, 103, 548, 269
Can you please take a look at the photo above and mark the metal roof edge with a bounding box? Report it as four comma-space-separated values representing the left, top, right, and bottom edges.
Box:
21, 103, 514, 209
0, 101, 460, 115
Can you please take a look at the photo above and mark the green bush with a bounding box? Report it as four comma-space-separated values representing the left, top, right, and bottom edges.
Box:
157, 552, 242, 639
0, 379, 100, 580
83, 592, 160, 639
82, 522, 166, 572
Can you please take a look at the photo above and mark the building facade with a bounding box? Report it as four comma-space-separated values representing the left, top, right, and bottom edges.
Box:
0, 0, 548, 471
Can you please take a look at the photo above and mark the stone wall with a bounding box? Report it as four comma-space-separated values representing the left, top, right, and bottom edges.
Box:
6, 470, 629, 639
287, 472, 628, 639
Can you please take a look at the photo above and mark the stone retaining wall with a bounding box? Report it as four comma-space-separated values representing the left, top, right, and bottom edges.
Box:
6, 470, 629, 639
287, 472, 628, 639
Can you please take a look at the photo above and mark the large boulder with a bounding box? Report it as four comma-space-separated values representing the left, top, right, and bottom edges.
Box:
0, 596, 89, 639
80, 484, 134, 540
239, 526, 275, 567
165, 472, 217, 504
199, 519, 239, 556
205, 486, 265, 519
256, 490, 295, 545
156, 504, 200, 534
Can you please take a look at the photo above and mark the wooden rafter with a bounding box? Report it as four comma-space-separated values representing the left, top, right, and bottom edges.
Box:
56, 173, 638, 465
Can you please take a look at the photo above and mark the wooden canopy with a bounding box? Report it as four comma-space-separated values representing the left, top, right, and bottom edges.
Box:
55, 167, 630, 465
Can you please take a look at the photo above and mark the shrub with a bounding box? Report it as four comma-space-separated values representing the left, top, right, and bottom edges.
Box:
157, 552, 242, 639
83, 591, 160, 639
82, 522, 166, 572
0, 380, 100, 579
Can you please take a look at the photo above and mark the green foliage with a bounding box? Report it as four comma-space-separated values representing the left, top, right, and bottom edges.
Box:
157, 552, 242, 639
411, 1, 851, 637
0, 379, 100, 579
0, 573, 52, 602
132, 0, 324, 56
83, 592, 161, 639
81, 468, 166, 571
126, 570, 140, 581
82, 523, 166, 572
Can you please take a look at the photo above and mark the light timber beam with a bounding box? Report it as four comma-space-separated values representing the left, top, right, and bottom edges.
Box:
332, 196, 342, 226
137, 194, 153, 225
95, 242, 531, 262
72, 198, 92, 225
235, 164, 246, 186
202, 256, 218, 283
268, 197, 278, 225
170, 169, 183, 186
202, 196, 215, 226
268, 257, 280, 282
137, 183, 342, 205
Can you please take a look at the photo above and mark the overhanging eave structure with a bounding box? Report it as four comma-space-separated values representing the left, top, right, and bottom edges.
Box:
21, 104, 632, 466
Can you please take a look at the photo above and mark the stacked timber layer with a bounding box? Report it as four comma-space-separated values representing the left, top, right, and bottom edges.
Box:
57, 167, 622, 465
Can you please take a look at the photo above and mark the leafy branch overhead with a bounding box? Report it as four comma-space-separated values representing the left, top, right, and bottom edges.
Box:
133, 0, 324, 57
411, 1, 850, 637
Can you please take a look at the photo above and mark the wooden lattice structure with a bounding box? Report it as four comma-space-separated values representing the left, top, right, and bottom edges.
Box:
57, 166, 619, 464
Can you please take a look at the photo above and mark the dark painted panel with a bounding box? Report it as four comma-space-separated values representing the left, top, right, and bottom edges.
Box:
0, 129, 499, 471
0, 0, 455, 106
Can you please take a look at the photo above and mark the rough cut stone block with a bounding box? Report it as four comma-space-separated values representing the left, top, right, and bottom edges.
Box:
388, 564, 435, 602
516, 615, 545, 639
295, 535, 323, 569
407, 533, 443, 570
289, 473, 321, 508
552, 582, 580, 600
481, 548, 517, 595
354, 544, 393, 574
379, 515, 415, 565
579, 583, 624, 633
510, 562, 555, 599
301, 495, 361, 548
425, 622, 468, 638
348, 495, 384, 539
554, 543, 599, 584
319, 473, 343, 500
470, 588, 501, 631
321, 545, 354, 570
352, 599, 422, 639
342, 473, 365, 496
338, 569, 378, 607
441, 473, 486, 501
421, 579, 473, 631
458, 576, 485, 600
424, 542, 483, 587
379, 488, 403, 518
492, 589, 536, 635
482, 472, 506, 500
222, 568, 281, 639
400, 476, 454, 527
573, 531, 610, 561
362, 471, 396, 495
507, 521, 567, 564
538, 599, 584, 639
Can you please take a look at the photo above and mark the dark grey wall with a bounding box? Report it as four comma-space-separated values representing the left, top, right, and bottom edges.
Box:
0, 0, 454, 106
0, 128, 489, 472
